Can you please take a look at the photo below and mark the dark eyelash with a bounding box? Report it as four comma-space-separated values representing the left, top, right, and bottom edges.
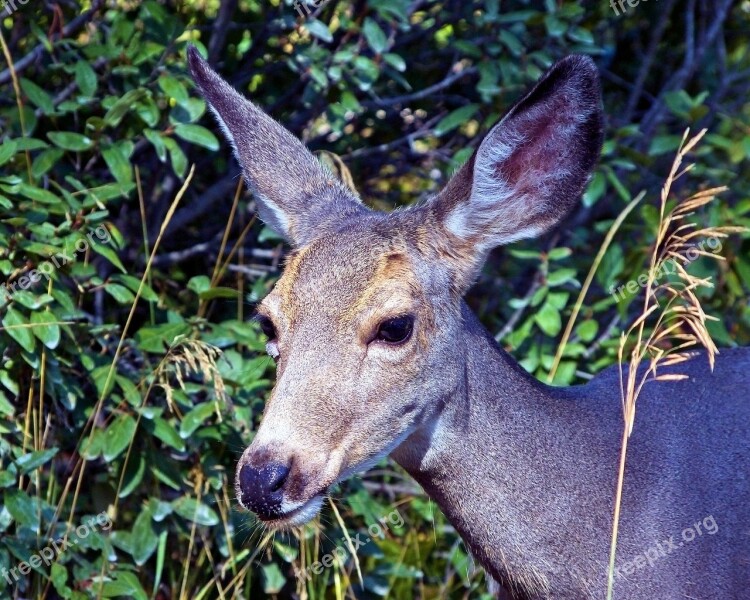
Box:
374, 315, 414, 345
252, 313, 277, 340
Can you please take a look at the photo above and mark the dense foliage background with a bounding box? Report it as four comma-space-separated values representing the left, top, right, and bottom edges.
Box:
1, 0, 749, 598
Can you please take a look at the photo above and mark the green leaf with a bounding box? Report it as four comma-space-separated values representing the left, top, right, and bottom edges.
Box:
149, 418, 185, 452
363, 18, 388, 54
2, 308, 36, 353
0, 389, 14, 416
104, 89, 148, 127
21, 77, 54, 114
434, 104, 479, 136
262, 562, 286, 594
48, 132, 94, 152
111, 274, 158, 302
576, 320, 599, 343
648, 134, 683, 156
309, 65, 328, 88
5, 488, 37, 526
119, 455, 146, 499
0, 140, 18, 166
118, 376, 143, 407
274, 539, 299, 562
12, 138, 48, 151
179, 403, 216, 439
383, 52, 406, 72
149, 498, 174, 522
144, 129, 167, 162
0, 369, 19, 396
548, 247, 572, 261
163, 137, 187, 178
499, 29, 523, 55
31, 148, 64, 178
569, 26, 594, 45
158, 75, 189, 104
0, 468, 15, 488
547, 291, 570, 310
134, 321, 191, 353
105, 283, 135, 304
353, 56, 380, 90
15, 448, 58, 475
98, 571, 148, 600
17, 182, 60, 204
174, 124, 219, 150
103, 415, 137, 462
30, 309, 61, 350
80, 428, 105, 460
102, 143, 133, 184
547, 268, 578, 287
187, 275, 211, 295
306, 19, 333, 43
91, 243, 127, 273
75, 61, 98, 97
131, 508, 158, 565
50, 563, 71, 597
91, 365, 116, 400
172, 496, 219, 526
544, 14, 566, 37
12, 291, 53, 310
535, 302, 562, 337
550, 360, 577, 385
153, 530, 168, 593
583, 171, 606, 207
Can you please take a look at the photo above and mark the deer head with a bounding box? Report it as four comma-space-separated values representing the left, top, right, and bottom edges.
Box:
188, 47, 603, 528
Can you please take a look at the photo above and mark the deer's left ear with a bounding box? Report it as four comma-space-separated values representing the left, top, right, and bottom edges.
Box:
426, 55, 603, 291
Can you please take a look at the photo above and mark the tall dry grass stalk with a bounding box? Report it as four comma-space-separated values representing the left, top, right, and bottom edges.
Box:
156, 337, 229, 421
605, 128, 746, 599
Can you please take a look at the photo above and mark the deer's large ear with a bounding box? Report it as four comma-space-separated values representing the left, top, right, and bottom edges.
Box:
426, 55, 603, 291
187, 46, 366, 247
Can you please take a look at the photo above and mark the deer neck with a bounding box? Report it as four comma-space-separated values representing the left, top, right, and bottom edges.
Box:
391, 302, 610, 598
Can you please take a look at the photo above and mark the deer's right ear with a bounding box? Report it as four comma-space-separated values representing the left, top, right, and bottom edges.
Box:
187, 46, 366, 247
425, 55, 603, 292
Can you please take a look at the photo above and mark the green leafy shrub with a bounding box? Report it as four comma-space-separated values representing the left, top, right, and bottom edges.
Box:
0, 1, 748, 598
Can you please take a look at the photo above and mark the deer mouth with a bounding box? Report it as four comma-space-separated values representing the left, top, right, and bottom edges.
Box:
258, 494, 325, 530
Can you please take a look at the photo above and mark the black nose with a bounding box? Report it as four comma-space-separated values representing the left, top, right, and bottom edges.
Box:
237, 462, 291, 519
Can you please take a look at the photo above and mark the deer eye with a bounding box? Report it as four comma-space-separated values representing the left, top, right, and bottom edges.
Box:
375, 316, 414, 345
255, 314, 280, 361
256, 315, 277, 340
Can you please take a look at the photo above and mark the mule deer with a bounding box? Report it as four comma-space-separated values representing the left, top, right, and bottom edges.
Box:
187, 47, 750, 599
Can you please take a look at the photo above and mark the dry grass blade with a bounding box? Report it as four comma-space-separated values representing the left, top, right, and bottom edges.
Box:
156, 338, 229, 420
329, 496, 364, 586
548, 191, 645, 382
606, 129, 748, 600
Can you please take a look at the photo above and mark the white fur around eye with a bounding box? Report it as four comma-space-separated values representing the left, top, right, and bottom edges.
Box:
266, 340, 280, 360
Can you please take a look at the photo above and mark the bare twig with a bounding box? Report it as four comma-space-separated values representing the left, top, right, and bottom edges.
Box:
0, 0, 105, 86
364, 66, 477, 109
637, 0, 733, 146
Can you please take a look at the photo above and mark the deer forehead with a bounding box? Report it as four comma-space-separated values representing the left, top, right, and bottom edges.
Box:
264, 228, 437, 330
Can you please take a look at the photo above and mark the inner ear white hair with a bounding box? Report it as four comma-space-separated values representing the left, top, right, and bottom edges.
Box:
424, 55, 604, 291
